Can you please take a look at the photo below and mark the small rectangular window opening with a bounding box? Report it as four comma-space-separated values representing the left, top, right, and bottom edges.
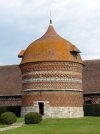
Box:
38, 102, 44, 115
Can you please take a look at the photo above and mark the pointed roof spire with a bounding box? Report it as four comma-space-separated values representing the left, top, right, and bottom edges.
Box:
50, 10, 52, 24
50, 19, 52, 24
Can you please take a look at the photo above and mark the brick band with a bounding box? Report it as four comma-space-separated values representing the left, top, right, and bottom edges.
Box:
22, 71, 82, 79
20, 62, 82, 73
22, 91, 83, 107
23, 82, 82, 90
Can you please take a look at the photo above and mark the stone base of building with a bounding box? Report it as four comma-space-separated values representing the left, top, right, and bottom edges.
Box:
21, 101, 84, 118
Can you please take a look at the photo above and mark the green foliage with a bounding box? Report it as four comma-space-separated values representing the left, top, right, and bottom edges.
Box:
84, 104, 100, 116
0, 107, 8, 116
0, 106, 21, 117
1, 117, 100, 134
0, 112, 17, 125
24, 112, 42, 124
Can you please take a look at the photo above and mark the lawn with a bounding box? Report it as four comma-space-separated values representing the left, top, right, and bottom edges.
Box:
0, 118, 23, 128
0, 124, 7, 128
1, 117, 100, 134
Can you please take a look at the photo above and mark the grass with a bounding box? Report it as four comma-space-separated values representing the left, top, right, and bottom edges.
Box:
0, 117, 23, 128
0, 124, 8, 128
0, 117, 100, 134
17, 117, 24, 122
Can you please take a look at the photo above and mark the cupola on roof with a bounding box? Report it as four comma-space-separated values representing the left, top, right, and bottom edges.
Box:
19, 22, 83, 64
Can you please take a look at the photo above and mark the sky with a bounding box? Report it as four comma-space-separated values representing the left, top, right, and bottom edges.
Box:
0, 0, 100, 65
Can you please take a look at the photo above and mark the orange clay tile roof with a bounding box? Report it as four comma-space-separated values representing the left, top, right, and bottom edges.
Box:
20, 24, 83, 64
18, 50, 25, 58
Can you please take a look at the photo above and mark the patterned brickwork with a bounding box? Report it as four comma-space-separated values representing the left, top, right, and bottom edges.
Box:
84, 94, 100, 104
20, 61, 83, 109
23, 82, 82, 91
20, 62, 82, 74
22, 72, 82, 80
0, 96, 21, 106
22, 91, 83, 107
20, 62, 83, 91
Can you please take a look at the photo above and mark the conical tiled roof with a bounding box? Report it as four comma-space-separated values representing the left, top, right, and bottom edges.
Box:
19, 24, 83, 64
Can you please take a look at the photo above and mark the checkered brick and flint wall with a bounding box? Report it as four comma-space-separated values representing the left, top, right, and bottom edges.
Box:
20, 61, 84, 118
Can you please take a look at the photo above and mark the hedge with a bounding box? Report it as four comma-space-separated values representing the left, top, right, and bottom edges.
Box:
0, 112, 17, 125
84, 104, 100, 116
24, 112, 42, 124
0, 106, 21, 117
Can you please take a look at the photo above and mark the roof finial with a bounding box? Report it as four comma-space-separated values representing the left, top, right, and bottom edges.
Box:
50, 10, 52, 24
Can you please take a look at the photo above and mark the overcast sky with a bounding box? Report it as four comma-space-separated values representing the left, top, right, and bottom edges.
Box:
0, 0, 100, 65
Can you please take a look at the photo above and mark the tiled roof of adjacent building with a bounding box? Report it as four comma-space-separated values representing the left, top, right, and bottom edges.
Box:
83, 59, 100, 94
0, 65, 22, 96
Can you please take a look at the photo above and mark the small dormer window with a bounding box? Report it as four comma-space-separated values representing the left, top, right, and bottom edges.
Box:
70, 51, 78, 58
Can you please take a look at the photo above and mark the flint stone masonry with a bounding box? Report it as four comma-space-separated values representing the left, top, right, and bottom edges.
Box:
21, 101, 84, 118
22, 77, 82, 83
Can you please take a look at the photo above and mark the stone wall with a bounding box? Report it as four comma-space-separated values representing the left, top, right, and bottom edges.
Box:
21, 101, 84, 118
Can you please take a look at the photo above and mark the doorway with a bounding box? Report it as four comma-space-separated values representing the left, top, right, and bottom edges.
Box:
38, 102, 44, 115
